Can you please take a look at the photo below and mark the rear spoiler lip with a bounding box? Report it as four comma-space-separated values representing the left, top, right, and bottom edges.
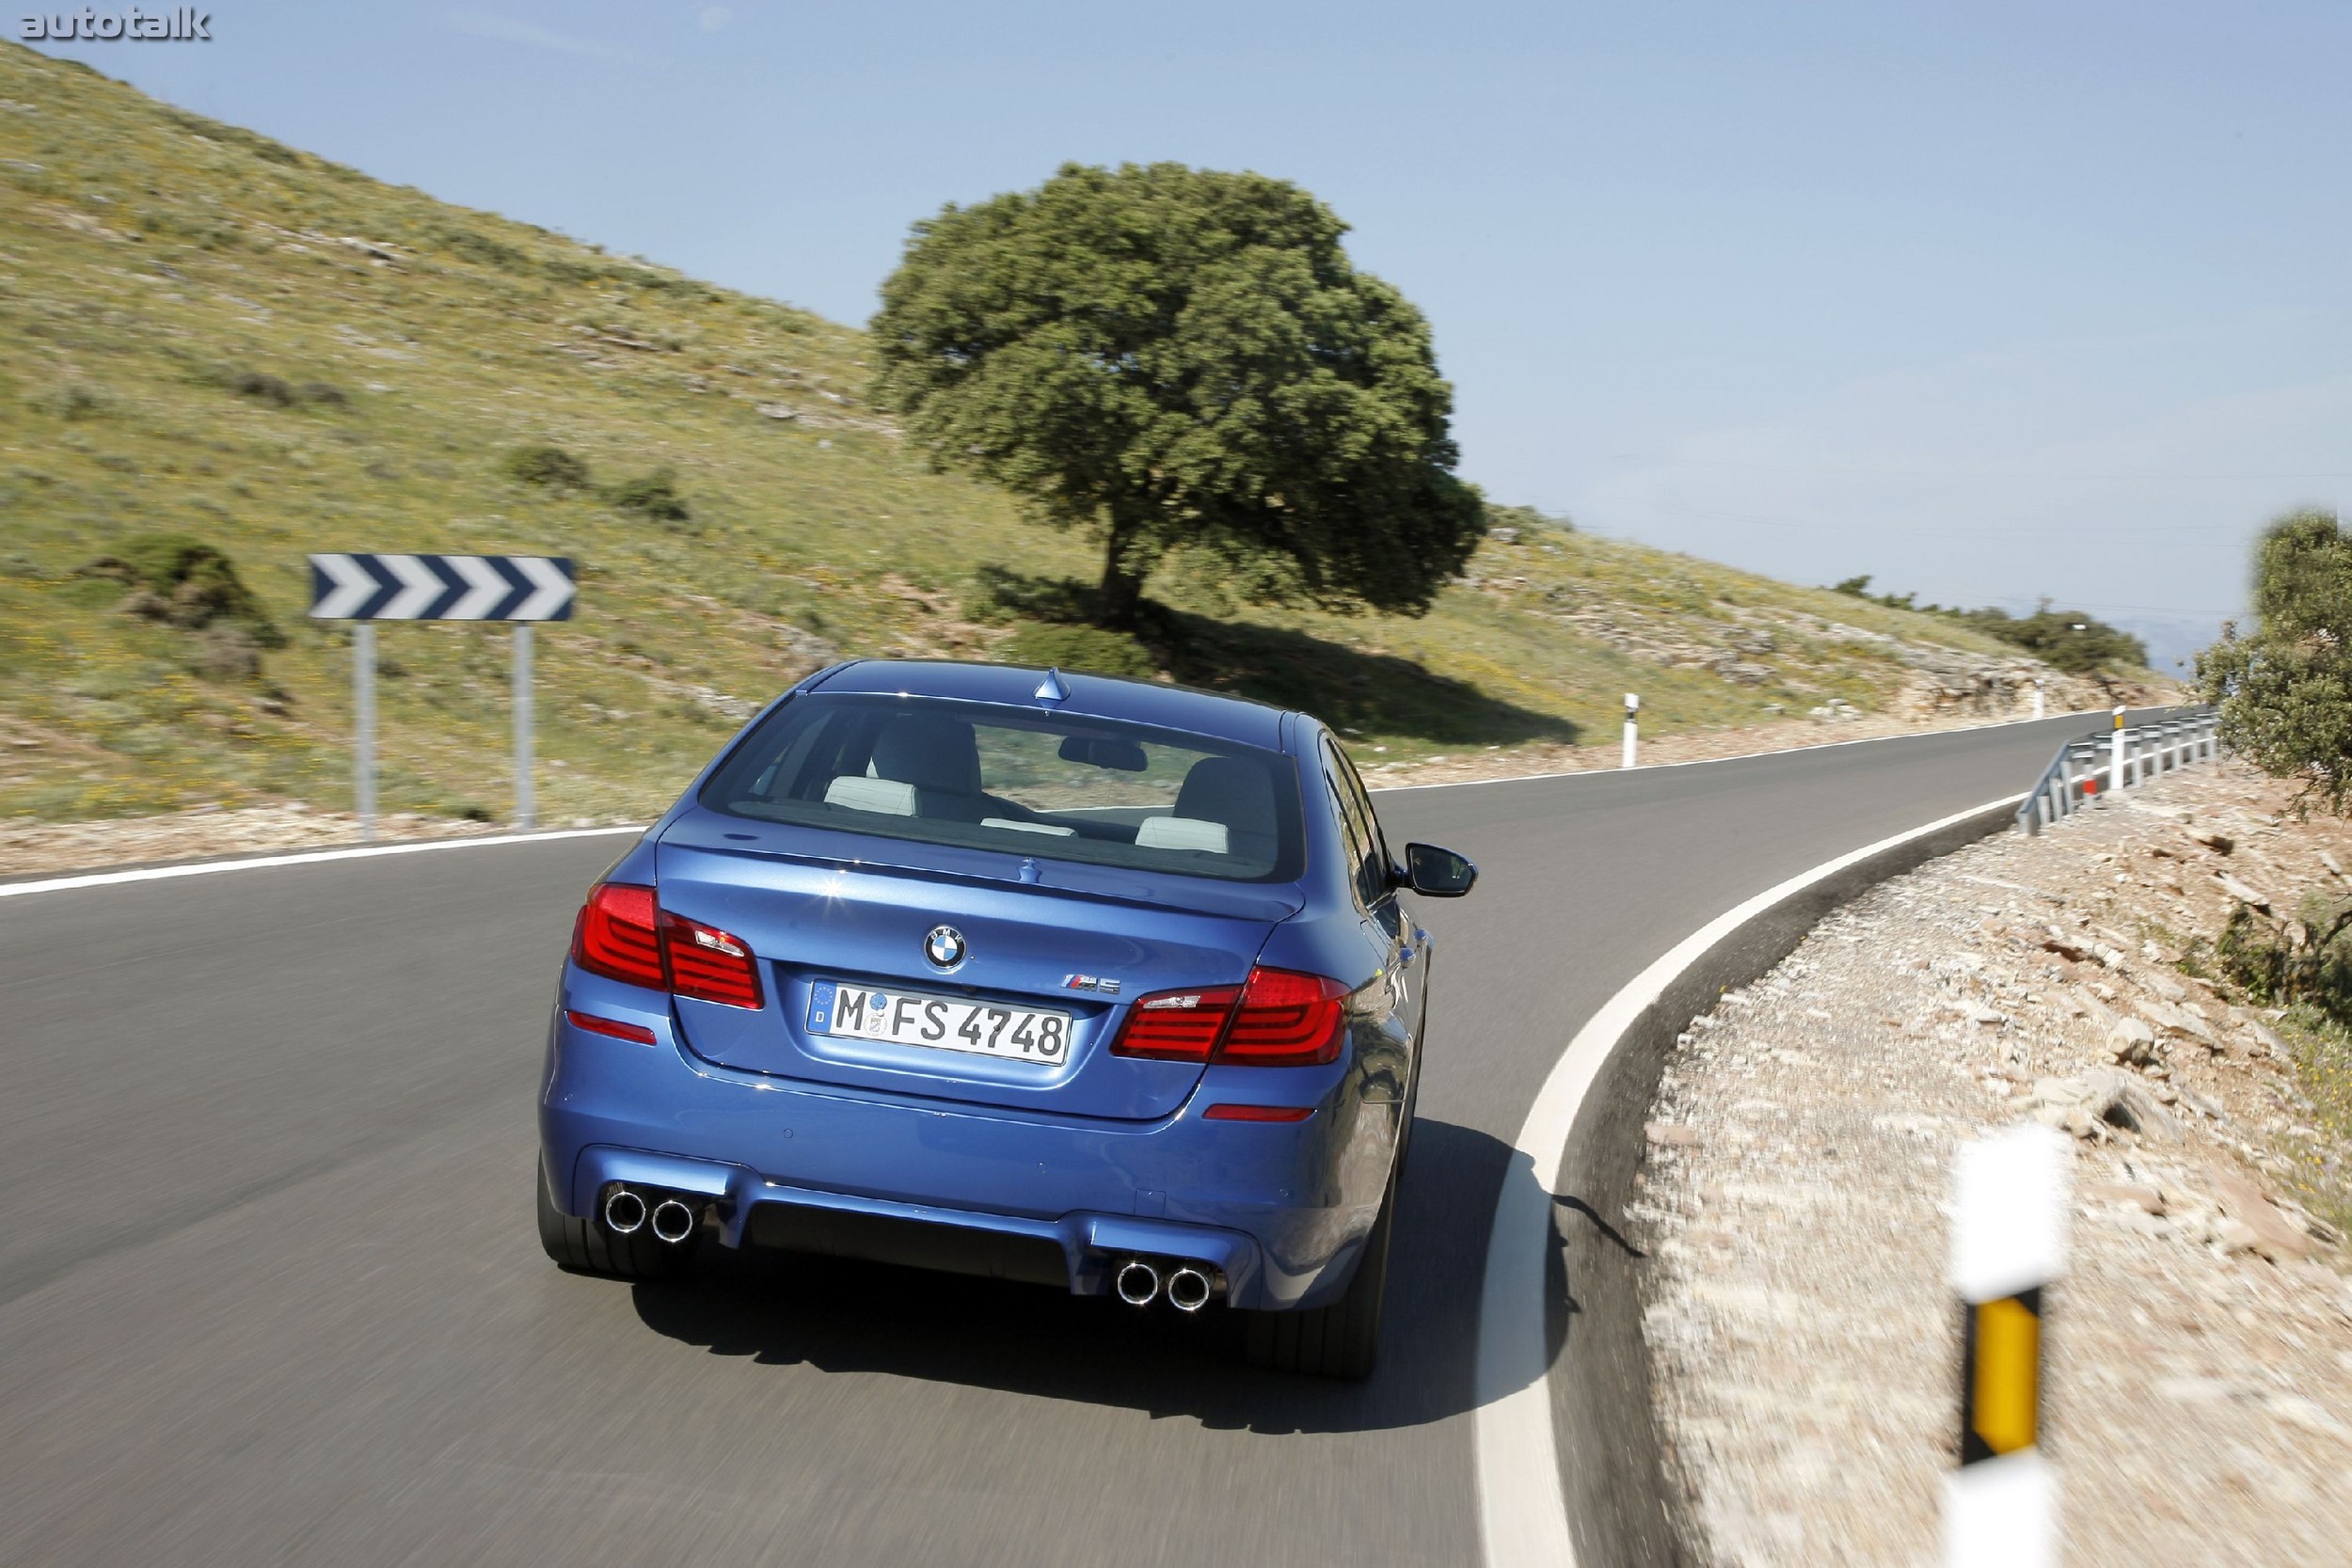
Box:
655, 825, 1306, 925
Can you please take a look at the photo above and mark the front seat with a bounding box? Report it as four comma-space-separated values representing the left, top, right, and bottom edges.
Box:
1169, 755, 1278, 864
869, 712, 989, 821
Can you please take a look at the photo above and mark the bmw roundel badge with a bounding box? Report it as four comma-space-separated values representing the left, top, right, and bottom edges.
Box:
924, 925, 966, 969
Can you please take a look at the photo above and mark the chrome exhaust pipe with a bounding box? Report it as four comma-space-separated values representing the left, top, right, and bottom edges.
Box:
1114, 1259, 1160, 1307
603, 1187, 647, 1235
1166, 1265, 1212, 1313
649, 1197, 697, 1244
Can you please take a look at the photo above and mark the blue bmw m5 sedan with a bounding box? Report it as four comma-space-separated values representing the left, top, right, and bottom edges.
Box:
536, 658, 1476, 1378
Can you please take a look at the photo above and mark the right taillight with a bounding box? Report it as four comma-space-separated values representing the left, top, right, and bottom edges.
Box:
569, 882, 765, 1010
1218, 967, 1351, 1067
1110, 966, 1353, 1068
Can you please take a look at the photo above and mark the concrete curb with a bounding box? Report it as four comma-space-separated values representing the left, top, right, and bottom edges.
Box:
1479, 793, 2027, 1567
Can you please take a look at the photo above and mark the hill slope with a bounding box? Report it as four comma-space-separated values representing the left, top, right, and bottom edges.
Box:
0, 44, 2156, 827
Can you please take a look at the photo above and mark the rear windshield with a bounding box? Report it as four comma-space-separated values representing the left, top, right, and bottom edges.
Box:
700, 694, 1304, 883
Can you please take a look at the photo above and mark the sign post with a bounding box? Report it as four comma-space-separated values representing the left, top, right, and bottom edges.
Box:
309, 552, 576, 834
354, 621, 376, 843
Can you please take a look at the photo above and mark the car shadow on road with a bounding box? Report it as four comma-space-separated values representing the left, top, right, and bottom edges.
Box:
626, 1117, 1518, 1435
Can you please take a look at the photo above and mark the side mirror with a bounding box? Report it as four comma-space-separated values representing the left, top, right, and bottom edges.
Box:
1400, 842, 1477, 897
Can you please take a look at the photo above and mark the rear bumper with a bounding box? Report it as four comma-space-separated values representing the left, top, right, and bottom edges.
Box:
538, 976, 1391, 1310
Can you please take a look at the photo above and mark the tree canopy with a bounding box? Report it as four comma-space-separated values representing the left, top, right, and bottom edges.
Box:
868, 162, 1485, 628
2198, 508, 2352, 814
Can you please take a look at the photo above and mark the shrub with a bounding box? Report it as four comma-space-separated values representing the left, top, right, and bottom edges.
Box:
229, 371, 295, 406
80, 533, 285, 649
2198, 509, 2352, 814
220, 371, 346, 409
604, 467, 691, 522
35, 381, 112, 420
1000, 622, 1158, 679
504, 444, 592, 491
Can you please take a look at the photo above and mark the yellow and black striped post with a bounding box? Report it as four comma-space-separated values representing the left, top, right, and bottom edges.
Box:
1947, 1125, 2067, 1568
1960, 1286, 2042, 1465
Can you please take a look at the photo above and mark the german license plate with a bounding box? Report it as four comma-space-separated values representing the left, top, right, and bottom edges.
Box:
807, 981, 1072, 1064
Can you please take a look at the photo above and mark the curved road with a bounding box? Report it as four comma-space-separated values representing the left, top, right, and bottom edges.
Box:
1, 714, 2129, 1566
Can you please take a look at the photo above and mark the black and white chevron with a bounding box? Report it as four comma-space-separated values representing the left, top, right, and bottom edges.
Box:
307, 554, 576, 621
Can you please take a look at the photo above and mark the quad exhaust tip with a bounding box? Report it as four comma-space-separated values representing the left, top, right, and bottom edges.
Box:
603, 1187, 647, 1235
1166, 1266, 1212, 1313
1115, 1259, 1160, 1307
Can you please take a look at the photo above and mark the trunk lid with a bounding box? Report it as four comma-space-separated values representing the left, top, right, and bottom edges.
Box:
654, 810, 1295, 1121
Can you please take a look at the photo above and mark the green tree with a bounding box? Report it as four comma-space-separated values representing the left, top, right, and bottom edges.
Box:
869, 162, 1485, 629
2199, 508, 2352, 813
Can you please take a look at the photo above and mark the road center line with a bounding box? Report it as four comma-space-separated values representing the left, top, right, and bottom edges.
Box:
1473, 792, 2025, 1568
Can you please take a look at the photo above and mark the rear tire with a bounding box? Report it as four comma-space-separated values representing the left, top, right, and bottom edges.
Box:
536, 1164, 692, 1280
1242, 1168, 1396, 1381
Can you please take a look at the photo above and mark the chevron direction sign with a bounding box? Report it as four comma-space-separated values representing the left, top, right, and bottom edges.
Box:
308, 553, 576, 621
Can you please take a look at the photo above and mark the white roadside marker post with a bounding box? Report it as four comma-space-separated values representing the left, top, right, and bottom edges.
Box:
1947, 1123, 2069, 1568
2108, 705, 2126, 797
1622, 692, 1639, 769
2031, 680, 2044, 721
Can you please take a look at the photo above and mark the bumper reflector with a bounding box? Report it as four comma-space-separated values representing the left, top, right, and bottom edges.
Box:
564, 1009, 658, 1045
1201, 1103, 1315, 1122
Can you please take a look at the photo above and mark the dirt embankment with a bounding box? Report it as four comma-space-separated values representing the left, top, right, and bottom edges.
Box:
1633, 762, 2352, 1566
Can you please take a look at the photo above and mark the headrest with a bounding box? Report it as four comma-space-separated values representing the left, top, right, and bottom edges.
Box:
870, 713, 983, 797
1172, 755, 1274, 832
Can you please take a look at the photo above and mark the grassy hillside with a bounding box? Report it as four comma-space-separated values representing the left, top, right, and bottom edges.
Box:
0, 44, 2105, 826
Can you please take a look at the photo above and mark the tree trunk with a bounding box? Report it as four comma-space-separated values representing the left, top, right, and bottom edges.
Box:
1096, 516, 1144, 629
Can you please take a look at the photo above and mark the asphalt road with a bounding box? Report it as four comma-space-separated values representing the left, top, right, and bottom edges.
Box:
0, 713, 2139, 1567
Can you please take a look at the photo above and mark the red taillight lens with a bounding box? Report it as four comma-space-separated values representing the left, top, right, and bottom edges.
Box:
1110, 984, 1241, 1061
569, 882, 764, 1010
660, 911, 764, 1009
1110, 966, 1354, 1068
572, 883, 663, 989
1220, 967, 1352, 1067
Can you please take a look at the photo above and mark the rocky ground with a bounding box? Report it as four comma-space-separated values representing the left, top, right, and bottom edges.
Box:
1635, 761, 2352, 1567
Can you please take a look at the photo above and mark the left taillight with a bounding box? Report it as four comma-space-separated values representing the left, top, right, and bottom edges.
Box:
660, 911, 763, 1009
569, 882, 764, 1010
573, 882, 663, 989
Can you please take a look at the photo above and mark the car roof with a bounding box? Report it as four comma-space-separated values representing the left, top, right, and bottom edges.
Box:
805, 659, 1294, 751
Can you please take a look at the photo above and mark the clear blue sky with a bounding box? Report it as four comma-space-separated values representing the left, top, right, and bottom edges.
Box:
32, 1, 2352, 668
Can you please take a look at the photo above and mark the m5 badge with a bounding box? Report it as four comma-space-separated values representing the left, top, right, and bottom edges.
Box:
1062, 974, 1121, 994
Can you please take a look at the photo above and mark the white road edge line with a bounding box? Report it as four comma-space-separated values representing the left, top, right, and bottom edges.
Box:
1372, 708, 2110, 795
1473, 790, 2026, 1568
0, 826, 646, 899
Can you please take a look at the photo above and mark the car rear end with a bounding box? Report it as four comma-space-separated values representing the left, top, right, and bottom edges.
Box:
537, 662, 1399, 1314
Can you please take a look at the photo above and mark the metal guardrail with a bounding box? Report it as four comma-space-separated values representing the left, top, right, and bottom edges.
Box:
2015, 707, 2219, 835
